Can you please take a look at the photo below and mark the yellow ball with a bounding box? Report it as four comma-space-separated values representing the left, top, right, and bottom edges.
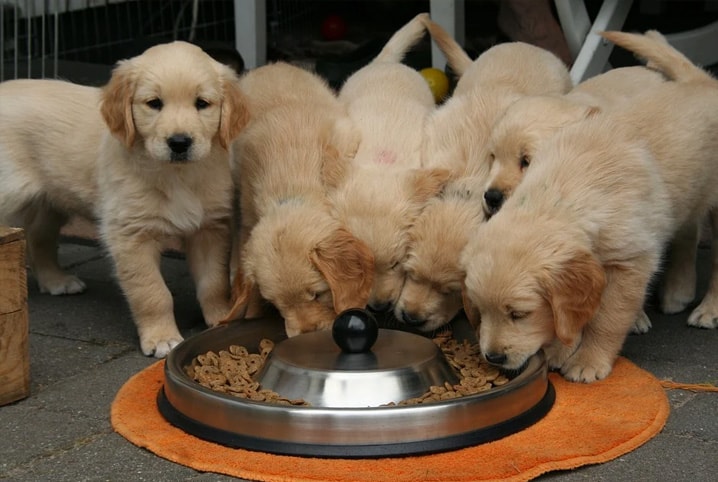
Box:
420, 67, 450, 103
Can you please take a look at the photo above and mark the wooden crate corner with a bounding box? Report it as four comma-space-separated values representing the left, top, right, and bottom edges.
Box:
0, 226, 30, 405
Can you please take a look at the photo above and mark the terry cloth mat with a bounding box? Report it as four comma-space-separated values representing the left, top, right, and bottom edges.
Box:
111, 356, 669, 482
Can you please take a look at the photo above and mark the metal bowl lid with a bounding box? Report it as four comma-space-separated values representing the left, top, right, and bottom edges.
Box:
257, 309, 459, 407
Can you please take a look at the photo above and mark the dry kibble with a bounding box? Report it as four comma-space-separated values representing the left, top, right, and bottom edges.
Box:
392, 333, 507, 406
188, 331, 513, 407
187, 340, 311, 406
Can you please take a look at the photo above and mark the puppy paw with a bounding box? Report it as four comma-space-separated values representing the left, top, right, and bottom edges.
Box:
38, 274, 87, 295
559, 348, 614, 383
687, 300, 718, 329
561, 362, 613, 383
139, 331, 184, 358
630, 310, 652, 334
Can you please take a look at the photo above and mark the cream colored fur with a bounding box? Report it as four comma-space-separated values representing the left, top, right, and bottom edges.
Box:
461, 30, 718, 383
393, 18, 571, 331
483, 66, 666, 217
0, 41, 250, 357
225, 62, 374, 337
481, 66, 666, 335
328, 13, 451, 312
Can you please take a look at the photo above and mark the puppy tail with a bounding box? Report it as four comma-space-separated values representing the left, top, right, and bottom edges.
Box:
373, 12, 430, 64
599, 30, 715, 85
422, 16, 472, 76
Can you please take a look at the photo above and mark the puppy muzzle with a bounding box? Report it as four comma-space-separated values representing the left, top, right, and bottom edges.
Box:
167, 133, 193, 162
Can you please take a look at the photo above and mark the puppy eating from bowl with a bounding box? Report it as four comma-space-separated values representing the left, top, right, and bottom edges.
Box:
225, 62, 374, 337
328, 13, 451, 314
393, 17, 572, 332
480, 66, 667, 335
460, 30, 718, 382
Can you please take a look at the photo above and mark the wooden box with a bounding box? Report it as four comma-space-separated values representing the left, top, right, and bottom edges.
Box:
0, 226, 30, 405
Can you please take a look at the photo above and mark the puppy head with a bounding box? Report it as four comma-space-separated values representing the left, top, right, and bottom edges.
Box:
395, 178, 486, 331
331, 166, 452, 313
240, 207, 374, 337
460, 218, 605, 370
101, 41, 249, 162
483, 96, 599, 216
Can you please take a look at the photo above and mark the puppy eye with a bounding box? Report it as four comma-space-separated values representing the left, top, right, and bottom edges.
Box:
195, 98, 210, 110
519, 154, 530, 170
488, 152, 495, 164
146, 98, 163, 110
509, 310, 528, 320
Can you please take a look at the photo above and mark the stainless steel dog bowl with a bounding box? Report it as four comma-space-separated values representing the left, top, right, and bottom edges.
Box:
158, 312, 554, 458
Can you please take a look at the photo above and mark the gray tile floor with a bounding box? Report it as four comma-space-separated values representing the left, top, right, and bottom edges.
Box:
0, 241, 716, 481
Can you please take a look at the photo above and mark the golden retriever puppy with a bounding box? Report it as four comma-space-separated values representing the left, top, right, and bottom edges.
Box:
480, 67, 666, 335
328, 13, 450, 313
396, 176, 486, 330
392, 19, 571, 331
329, 165, 451, 313
461, 30, 718, 383
225, 62, 374, 337
482, 66, 666, 217
0, 41, 250, 357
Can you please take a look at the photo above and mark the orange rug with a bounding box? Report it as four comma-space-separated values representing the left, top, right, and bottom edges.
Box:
111, 357, 668, 482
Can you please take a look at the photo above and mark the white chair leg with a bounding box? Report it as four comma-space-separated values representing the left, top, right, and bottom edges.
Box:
429, 0, 465, 69
561, 0, 635, 84
554, 0, 592, 60
234, 0, 266, 69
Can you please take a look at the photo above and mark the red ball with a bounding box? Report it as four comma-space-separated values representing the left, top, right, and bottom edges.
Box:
321, 14, 347, 41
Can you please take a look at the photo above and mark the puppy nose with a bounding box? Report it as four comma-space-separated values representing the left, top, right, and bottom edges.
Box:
401, 311, 424, 327
484, 352, 508, 365
167, 134, 193, 154
483, 189, 504, 210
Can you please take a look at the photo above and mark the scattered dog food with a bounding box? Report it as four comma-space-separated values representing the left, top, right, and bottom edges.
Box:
186, 331, 510, 407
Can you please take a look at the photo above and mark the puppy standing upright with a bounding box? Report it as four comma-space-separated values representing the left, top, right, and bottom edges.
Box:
460, 31, 718, 383
0, 41, 250, 357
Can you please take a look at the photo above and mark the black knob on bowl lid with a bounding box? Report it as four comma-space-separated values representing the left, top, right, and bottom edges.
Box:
332, 308, 379, 353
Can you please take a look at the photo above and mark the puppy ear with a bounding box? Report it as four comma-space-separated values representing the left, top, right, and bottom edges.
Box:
220, 265, 255, 323
461, 287, 481, 330
100, 60, 136, 147
542, 250, 606, 345
310, 227, 375, 313
218, 65, 251, 149
409, 168, 453, 204
552, 99, 601, 127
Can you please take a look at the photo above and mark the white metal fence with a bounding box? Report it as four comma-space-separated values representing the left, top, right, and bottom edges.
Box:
1, 0, 236, 82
